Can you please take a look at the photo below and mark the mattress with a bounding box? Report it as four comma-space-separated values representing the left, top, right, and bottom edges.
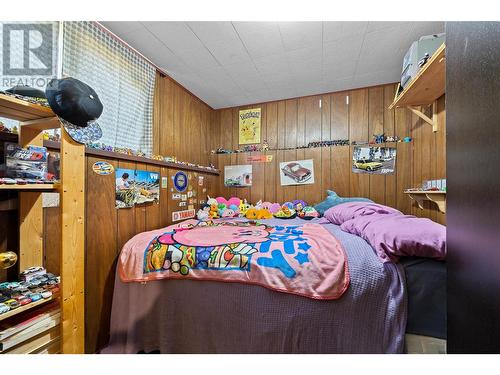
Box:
103, 218, 407, 354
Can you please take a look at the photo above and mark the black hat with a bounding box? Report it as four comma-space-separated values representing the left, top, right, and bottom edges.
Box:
46, 77, 103, 144
6, 85, 46, 99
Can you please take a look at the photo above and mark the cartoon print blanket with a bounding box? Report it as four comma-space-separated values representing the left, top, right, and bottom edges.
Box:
118, 219, 350, 300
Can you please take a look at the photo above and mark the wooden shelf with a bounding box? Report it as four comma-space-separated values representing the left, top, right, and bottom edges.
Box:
0, 94, 54, 121
0, 184, 57, 191
0, 295, 56, 322
389, 43, 445, 109
405, 190, 446, 213
389, 43, 445, 133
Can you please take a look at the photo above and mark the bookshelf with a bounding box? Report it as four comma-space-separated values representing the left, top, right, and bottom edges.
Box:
0, 94, 85, 354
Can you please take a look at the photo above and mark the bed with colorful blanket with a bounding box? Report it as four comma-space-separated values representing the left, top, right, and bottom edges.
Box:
104, 213, 409, 354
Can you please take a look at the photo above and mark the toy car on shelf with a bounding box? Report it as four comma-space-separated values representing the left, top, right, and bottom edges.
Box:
281, 162, 312, 183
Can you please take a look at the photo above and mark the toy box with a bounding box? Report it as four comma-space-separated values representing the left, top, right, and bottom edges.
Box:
4, 143, 48, 180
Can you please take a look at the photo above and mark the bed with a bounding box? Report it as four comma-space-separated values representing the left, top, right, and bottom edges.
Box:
103, 217, 415, 354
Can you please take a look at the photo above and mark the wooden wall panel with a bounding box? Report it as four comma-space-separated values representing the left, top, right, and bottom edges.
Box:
209, 84, 445, 222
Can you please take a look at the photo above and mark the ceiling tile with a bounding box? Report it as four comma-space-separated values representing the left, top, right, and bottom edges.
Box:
141, 21, 205, 54
323, 21, 368, 42
186, 22, 240, 45
278, 22, 322, 51
233, 22, 285, 58
205, 38, 251, 66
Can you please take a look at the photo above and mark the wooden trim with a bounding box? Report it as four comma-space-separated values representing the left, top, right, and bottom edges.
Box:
20, 117, 60, 131
59, 128, 85, 354
408, 105, 438, 132
44, 140, 220, 175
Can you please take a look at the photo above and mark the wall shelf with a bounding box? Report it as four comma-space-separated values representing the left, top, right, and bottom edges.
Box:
389, 43, 446, 132
0, 94, 54, 122
405, 190, 446, 213
0, 184, 58, 191
0, 295, 57, 322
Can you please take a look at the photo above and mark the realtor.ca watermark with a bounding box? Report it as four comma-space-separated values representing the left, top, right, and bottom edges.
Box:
1, 22, 56, 90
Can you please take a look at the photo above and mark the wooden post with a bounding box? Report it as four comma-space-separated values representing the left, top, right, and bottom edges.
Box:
18, 126, 44, 270
59, 126, 85, 354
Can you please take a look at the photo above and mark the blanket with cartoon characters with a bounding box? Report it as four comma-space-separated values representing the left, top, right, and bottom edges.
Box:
118, 219, 350, 300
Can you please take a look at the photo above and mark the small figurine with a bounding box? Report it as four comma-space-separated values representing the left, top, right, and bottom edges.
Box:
261, 140, 269, 151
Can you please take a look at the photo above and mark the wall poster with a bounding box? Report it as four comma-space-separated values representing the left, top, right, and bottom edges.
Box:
115, 168, 160, 209
352, 146, 397, 174
279, 159, 315, 186
224, 164, 253, 187
238, 108, 261, 145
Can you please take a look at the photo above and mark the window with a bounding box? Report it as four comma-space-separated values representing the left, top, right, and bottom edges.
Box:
62, 22, 156, 152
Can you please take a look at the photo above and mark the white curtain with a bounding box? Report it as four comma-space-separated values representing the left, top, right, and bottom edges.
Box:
62, 21, 155, 152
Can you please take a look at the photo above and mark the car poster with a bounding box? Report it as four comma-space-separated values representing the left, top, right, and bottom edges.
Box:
352, 146, 397, 174
238, 108, 261, 145
224, 164, 253, 187
279, 159, 315, 186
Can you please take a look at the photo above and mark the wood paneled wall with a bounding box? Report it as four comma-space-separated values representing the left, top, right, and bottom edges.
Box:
209, 84, 446, 224
153, 72, 214, 166
44, 156, 217, 353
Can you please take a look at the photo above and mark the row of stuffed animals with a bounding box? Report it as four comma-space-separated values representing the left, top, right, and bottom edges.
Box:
196, 196, 320, 221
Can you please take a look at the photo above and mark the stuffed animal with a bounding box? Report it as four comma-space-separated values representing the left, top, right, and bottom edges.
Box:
207, 196, 218, 206
217, 203, 227, 217
256, 208, 273, 219
274, 205, 296, 219
239, 200, 252, 216
292, 199, 307, 212
254, 200, 263, 209
221, 208, 236, 218
196, 206, 210, 221
209, 203, 219, 219
298, 206, 319, 220
282, 201, 294, 209
269, 203, 281, 214
245, 208, 259, 220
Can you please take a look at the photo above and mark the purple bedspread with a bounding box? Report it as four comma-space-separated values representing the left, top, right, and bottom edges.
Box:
102, 218, 407, 354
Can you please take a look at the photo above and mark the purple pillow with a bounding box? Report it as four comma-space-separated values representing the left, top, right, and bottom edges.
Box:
340, 213, 446, 262
323, 202, 403, 225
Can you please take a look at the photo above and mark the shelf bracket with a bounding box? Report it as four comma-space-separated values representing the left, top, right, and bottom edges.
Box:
408, 101, 438, 132
408, 192, 446, 214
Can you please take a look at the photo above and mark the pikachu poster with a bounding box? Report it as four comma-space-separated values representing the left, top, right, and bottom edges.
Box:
238, 108, 261, 145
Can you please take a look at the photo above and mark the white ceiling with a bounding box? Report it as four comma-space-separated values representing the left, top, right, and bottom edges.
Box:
100, 21, 444, 109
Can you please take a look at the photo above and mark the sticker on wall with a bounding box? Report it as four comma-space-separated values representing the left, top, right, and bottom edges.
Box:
202, 188, 207, 193
188, 185, 193, 191
172, 193, 181, 200
224, 164, 252, 187
179, 201, 187, 207
239, 108, 261, 145
173, 171, 188, 192
188, 204, 194, 210
42, 192, 60, 208
187, 191, 193, 198
199, 199, 206, 205
352, 146, 397, 175
188, 198, 193, 204
279, 159, 315, 186
247, 155, 273, 163
161, 176, 168, 189
188, 173, 192, 180
198, 175, 204, 186
92, 161, 114, 175
172, 209, 196, 222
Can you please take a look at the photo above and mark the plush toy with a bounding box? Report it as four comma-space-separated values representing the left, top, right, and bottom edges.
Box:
274, 205, 297, 219
196, 206, 210, 221
217, 203, 227, 217
254, 200, 263, 209
298, 206, 319, 220
209, 203, 219, 219
245, 208, 259, 220
256, 208, 273, 219
207, 196, 218, 206
221, 208, 236, 218
261, 202, 272, 211
282, 201, 294, 209
239, 200, 252, 216
269, 203, 281, 214
292, 199, 308, 212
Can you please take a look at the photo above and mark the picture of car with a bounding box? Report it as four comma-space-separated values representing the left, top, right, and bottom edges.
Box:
281, 162, 312, 183
353, 159, 383, 172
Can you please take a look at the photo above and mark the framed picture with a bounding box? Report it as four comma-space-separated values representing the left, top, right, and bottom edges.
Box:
224, 164, 253, 187
352, 146, 397, 174
238, 108, 261, 144
279, 159, 315, 186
